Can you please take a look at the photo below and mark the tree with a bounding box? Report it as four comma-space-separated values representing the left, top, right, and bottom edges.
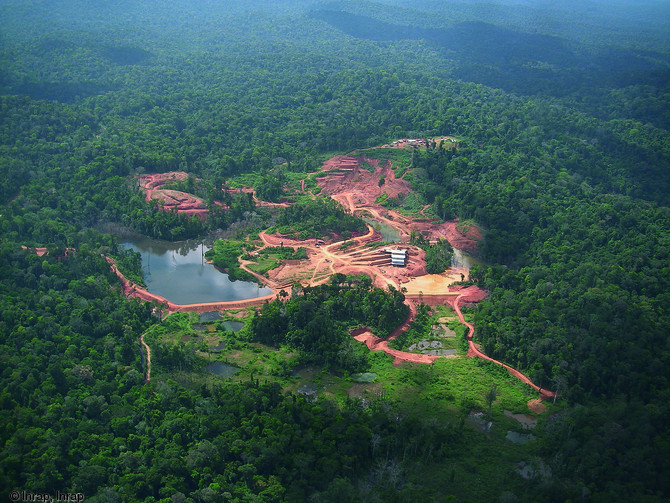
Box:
485, 384, 499, 419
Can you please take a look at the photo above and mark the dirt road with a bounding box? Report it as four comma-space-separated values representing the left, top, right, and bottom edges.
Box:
453, 292, 556, 400
140, 333, 152, 382
112, 150, 551, 399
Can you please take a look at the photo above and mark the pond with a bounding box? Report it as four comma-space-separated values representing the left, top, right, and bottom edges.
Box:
451, 248, 482, 271
363, 217, 401, 242
205, 361, 240, 378
199, 312, 223, 322
121, 236, 273, 305
222, 321, 244, 332
197, 313, 244, 332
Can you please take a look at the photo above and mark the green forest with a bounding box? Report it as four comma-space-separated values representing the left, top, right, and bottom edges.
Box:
1, 0, 669, 501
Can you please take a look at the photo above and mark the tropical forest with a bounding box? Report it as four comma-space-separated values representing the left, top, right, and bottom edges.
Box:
1, 0, 669, 501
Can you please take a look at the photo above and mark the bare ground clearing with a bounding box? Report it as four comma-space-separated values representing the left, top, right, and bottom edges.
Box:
138, 172, 210, 220
116, 148, 553, 404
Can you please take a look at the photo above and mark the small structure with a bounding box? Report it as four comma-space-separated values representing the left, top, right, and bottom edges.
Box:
387, 249, 407, 267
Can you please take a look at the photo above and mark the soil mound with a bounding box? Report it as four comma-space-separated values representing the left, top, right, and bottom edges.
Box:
527, 399, 547, 414
448, 285, 489, 303
318, 155, 411, 209
138, 172, 209, 220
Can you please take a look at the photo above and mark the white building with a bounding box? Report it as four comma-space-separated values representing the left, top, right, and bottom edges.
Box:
388, 249, 407, 267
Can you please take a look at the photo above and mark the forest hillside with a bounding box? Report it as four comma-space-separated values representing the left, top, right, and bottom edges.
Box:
1, 0, 669, 501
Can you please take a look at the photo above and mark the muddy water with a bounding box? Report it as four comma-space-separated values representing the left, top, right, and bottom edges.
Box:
404, 249, 482, 295
363, 217, 401, 242
451, 249, 481, 271
122, 237, 272, 305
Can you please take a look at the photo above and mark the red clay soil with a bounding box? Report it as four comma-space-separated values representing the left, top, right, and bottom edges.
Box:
319, 155, 411, 208
138, 172, 209, 220
527, 399, 547, 414
255, 224, 426, 290
448, 285, 490, 303
452, 292, 556, 401
355, 283, 554, 400
21, 246, 48, 256
316, 155, 481, 254
138, 172, 293, 221
111, 150, 549, 400
352, 288, 484, 366
352, 301, 448, 365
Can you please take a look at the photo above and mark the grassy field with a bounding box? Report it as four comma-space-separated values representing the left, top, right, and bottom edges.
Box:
143, 307, 558, 499
146, 310, 551, 420
246, 255, 281, 276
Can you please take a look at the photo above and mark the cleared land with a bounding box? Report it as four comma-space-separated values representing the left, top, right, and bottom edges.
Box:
117, 145, 554, 401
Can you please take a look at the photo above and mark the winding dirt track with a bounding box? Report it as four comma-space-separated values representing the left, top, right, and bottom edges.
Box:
140, 333, 152, 382
110, 150, 553, 399
353, 288, 555, 398
453, 294, 556, 400
352, 301, 444, 365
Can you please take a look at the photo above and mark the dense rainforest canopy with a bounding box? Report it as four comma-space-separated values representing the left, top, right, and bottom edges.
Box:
1, 0, 669, 501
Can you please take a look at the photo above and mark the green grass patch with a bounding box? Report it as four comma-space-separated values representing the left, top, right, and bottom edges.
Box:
228, 172, 262, 189
353, 147, 413, 177
258, 246, 308, 260
363, 240, 395, 248
204, 239, 255, 282
359, 160, 375, 172
246, 256, 280, 276
245, 246, 308, 275
380, 191, 427, 217
370, 355, 539, 416
375, 192, 389, 204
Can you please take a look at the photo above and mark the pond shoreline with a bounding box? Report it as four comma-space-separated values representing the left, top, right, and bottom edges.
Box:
106, 255, 278, 314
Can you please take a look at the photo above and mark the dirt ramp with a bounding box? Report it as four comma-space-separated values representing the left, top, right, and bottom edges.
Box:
316, 153, 482, 254
448, 285, 488, 303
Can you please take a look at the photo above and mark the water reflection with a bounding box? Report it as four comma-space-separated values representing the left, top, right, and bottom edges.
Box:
363, 217, 401, 242
122, 236, 272, 305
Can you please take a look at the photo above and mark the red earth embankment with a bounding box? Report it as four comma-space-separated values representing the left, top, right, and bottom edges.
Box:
351, 283, 554, 400
138, 172, 209, 220
105, 256, 277, 314
351, 288, 485, 366
351, 301, 444, 365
